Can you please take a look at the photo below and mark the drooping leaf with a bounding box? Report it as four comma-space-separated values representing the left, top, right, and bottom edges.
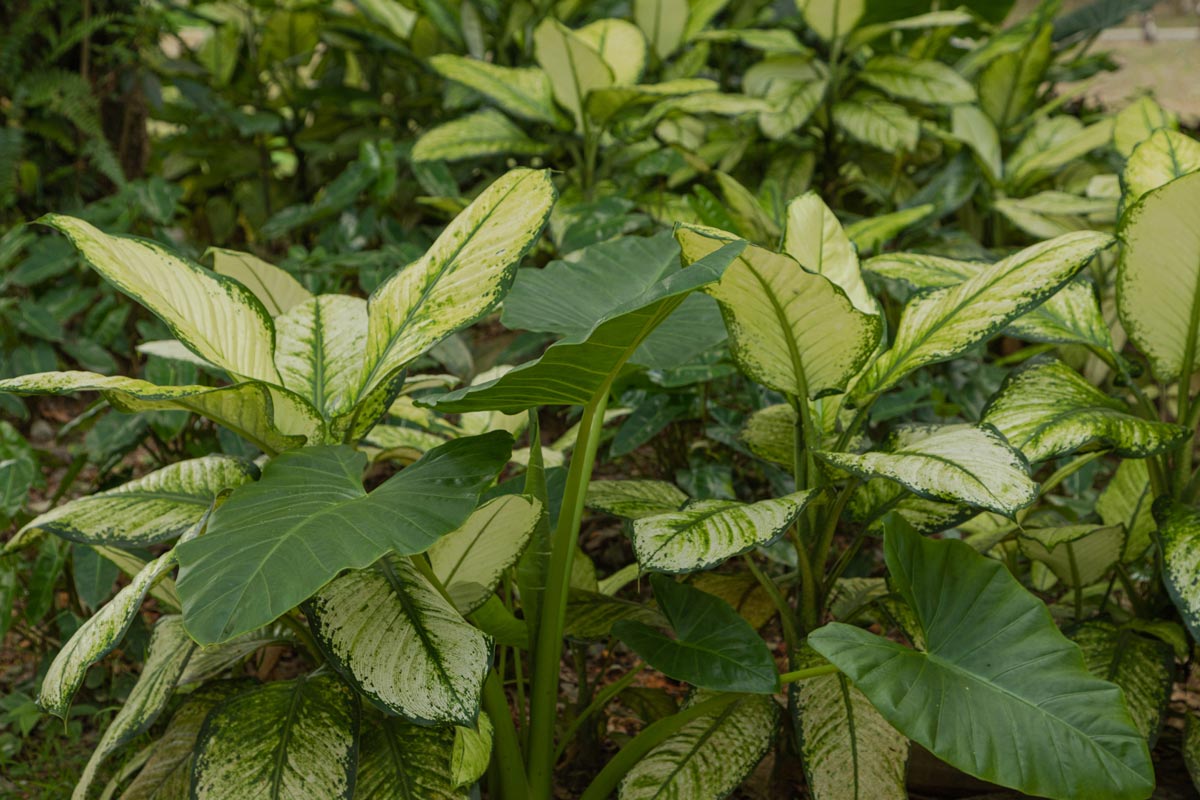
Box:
566, 589, 667, 640
20, 455, 256, 547
982, 357, 1187, 463
1153, 498, 1200, 642
413, 109, 549, 163
451, 713, 494, 789
631, 491, 815, 573
783, 192, 875, 315
355, 714, 466, 799
1019, 524, 1126, 586
307, 556, 492, 726
856, 231, 1113, 398
809, 516, 1154, 800
428, 495, 542, 614
1071, 621, 1174, 745
428, 54, 561, 125
1117, 170, 1200, 383
619, 692, 778, 800
859, 56, 974, 105
614, 574, 779, 693
176, 432, 511, 644
586, 479, 690, 519
209, 247, 313, 317
679, 225, 881, 400
191, 675, 360, 800
845, 205, 934, 256
816, 424, 1037, 517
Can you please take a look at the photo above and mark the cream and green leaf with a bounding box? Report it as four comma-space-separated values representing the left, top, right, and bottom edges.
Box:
1153, 498, 1200, 641
1071, 621, 1174, 744
1019, 524, 1126, 587
355, 715, 468, 799
586, 480, 690, 520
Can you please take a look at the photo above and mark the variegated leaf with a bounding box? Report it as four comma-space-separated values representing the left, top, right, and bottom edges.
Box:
1098, 459, 1156, 561
1071, 621, 1174, 745
178, 624, 293, 686
1117, 170, 1200, 382
209, 247, 313, 317
428, 495, 542, 614
982, 357, 1187, 463
20, 455, 256, 547
533, 18, 615, 125
1123, 129, 1200, 204
1113, 96, 1177, 159
846, 476, 975, 535
274, 295, 368, 419
859, 55, 974, 105
451, 713, 493, 789
632, 491, 816, 573
40, 550, 179, 717
575, 19, 646, 86
565, 589, 666, 641
1019, 524, 1126, 586
741, 403, 795, 466
41, 215, 280, 384
1153, 498, 1200, 641
832, 98, 919, 154
794, 649, 908, 800
355, 714, 466, 799
678, 225, 881, 400
619, 692, 778, 800
192, 675, 360, 800
816, 424, 1037, 517
857, 232, 1113, 397
783, 192, 875, 315
413, 109, 549, 163
586, 480, 689, 520
74, 616, 195, 800
306, 556, 492, 726
428, 54, 562, 126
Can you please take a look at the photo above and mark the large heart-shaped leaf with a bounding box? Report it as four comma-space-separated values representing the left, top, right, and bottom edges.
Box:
816, 424, 1037, 517
614, 574, 779, 693
809, 517, 1155, 800
41, 215, 281, 384
632, 491, 815, 573
678, 225, 881, 400
982, 357, 1187, 463
1071, 621, 1174, 745
20, 455, 256, 547
857, 231, 1113, 398
176, 431, 511, 644
192, 675, 360, 800
355, 714, 467, 799
1117, 170, 1200, 382
306, 556, 492, 726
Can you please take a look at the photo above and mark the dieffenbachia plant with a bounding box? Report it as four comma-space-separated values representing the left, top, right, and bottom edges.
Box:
0, 167, 575, 798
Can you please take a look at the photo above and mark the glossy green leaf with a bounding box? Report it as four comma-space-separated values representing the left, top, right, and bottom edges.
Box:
1072, 621, 1173, 744
192, 675, 360, 800
176, 432, 511, 644
614, 574, 779, 693
809, 517, 1155, 800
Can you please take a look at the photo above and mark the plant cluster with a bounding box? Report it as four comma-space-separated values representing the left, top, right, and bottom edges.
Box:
4, 0, 1200, 799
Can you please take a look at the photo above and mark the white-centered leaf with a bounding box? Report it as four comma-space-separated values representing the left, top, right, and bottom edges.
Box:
306, 556, 492, 726
586, 479, 690, 519
741, 404, 795, 467
274, 295, 368, 419
209, 247, 313, 317
41, 215, 281, 384
1114, 96, 1177, 159
632, 491, 816, 573
678, 225, 881, 399
355, 715, 466, 799
1019, 524, 1126, 586
1117, 170, 1200, 382
413, 109, 549, 163
1098, 459, 1156, 561
576, 19, 647, 86
191, 675, 360, 800
857, 231, 1113, 397
859, 56, 974, 105
634, 0, 687, 57
428, 54, 562, 125
533, 18, 615, 125
783, 192, 875, 314
1123, 129, 1200, 204
619, 692, 778, 800
20, 455, 256, 547
1072, 621, 1174, 745
816, 424, 1037, 517
428, 495, 541, 614
1154, 498, 1200, 641
982, 357, 1187, 463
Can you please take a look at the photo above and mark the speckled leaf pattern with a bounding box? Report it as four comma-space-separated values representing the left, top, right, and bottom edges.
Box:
816, 424, 1037, 517
20, 455, 256, 547
863, 251, 1112, 351
413, 109, 549, 162
451, 713, 493, 789
982, 357, 1186, 463
794, 649, 908, 800
119, 686, 235, 800
857, 231, 1113, 397
678, 225, 881, 400
808, 518, 1154, 800
586, 480, 690, 520
1153, 498, 1200, 641
0, 370, 319, 453
191, 675, 360, 800
846, 477, 974, 535
1123, 130, 1200, 204
428, 54, 561, 125
209, 247, 313, 317
176, 433, 510, 644
354, 715, 466, 799
1018, 524, 1126, 586
274, 295, 368, 419
741, 404, 795, 466
74, 616, 195, 800
783, 192, 876, 315
632, 491, 815, 573
1071, 621, 1174, 745
40, 549, 179, 717
618, 692, 778, 800
565, 589, 666, 641
1098, 459, 1156, 561
352, 169, 555, 418
306, 556, 492, 725
428, 495, 542, 614
1117, 170, 1200, 382
41, 215, 280, 384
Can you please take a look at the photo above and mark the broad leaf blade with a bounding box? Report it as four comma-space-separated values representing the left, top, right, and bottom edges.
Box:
413, 109, 549, 162
210, 247, 313, 317
1123, 129, 1200, 204
859, 56, 974, 105
274, 295, 368, 419
783, 192, 875, 315
586, 479, 689, 519
428, 54, 562, 125
355, 715, 467, 799
1154, 498, 1200, 642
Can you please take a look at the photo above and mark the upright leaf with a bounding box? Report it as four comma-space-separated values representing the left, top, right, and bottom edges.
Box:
274, 295, 368, 419
859, 56, 974, 105
1113, 96, 1177, 159
783, 193, 875, 315
1019, 524, 1126, 586
533, 19, 615, 124
977, 23, 1051, 130
587, 479, 690, 519
1098, 459, 1155, 561
1123, 130, 1200, 204
209, 247, 313, 317
428, 54, 561, 125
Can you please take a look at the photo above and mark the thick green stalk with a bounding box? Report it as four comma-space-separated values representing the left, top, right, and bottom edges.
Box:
484, 672, 532, 800
526, 392, 611, 799
779, 663, 839, 684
